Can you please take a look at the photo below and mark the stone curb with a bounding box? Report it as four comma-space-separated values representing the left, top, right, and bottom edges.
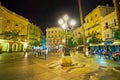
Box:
113, 67, 120, 73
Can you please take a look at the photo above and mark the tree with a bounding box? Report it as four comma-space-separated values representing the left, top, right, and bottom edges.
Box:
87, 33, 102, 44
4, 29, 19, 52
76, 36, 83, 46
32, 40, 41, 47
113, 0, 120, 31
114, 29, 120, 40
68, 37, 76, 49
78, 0, 87, 56
4, 29, 19, 42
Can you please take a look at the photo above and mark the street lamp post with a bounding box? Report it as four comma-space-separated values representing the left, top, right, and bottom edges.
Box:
58, 14, 76, 66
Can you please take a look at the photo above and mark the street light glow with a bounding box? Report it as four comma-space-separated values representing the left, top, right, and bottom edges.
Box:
58, 15, 76, 30
58, 14, 77, 66
58, 18, 64, 25
62, 23, 66, 29
70, 19, 76, 26
63, 14, 69, 21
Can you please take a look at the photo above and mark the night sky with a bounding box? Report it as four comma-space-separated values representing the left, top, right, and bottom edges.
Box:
0, 0, 113, 34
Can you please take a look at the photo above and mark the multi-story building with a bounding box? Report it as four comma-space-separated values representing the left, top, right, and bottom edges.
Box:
27, 23, 43, 46
72, 26, 82, 42
0, 3, 42, 52
101, 11, 120, 51
101, 11, 118, 41
46, 27, 64, 49
85, 4, 114, 41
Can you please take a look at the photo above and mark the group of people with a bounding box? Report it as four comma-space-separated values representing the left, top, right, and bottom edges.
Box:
88, 48, 113, 59
36, 48, 48, 60
23, 47, 48, 60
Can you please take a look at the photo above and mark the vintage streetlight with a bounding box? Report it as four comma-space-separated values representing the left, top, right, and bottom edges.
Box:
58, 14, 76, 66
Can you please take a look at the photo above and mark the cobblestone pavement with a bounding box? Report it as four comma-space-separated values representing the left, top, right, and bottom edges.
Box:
0, 52, 120, 80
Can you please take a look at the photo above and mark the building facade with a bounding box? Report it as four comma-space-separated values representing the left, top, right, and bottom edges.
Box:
0, 3, 42, 53
101, 11, 120, 52
101, 11, 118, 41
27, 23, 43, 47
85, 4, 114, 41
72, 26, 82, 42
46, 27, 64, 49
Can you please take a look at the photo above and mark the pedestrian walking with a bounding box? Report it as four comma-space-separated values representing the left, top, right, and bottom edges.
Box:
45, 48, 48, 60
26, 48, 29, 55
23, 48, 27, 56
57, 49, 61, 56
99, 49, 103, 58
37, 49, 41, 56
24, 48, 29, 57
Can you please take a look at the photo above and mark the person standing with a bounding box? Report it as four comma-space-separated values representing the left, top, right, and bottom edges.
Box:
37, 49, 41, 56
23, 48, 27, 56
45, 48, 48, 60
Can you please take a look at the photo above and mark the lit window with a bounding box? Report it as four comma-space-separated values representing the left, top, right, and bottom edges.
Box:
16, 23, 18, 26
106, 34, 109, 38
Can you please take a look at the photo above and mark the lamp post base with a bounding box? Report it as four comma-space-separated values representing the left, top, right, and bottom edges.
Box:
61, 55, 72, 67
61, 49, 72, 67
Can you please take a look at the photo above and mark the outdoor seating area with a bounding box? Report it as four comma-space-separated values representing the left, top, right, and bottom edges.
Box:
112, 52, 120, 61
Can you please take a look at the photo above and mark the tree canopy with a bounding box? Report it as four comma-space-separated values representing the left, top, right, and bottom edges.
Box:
114, 29, 120, 40
87, 33, 102, 44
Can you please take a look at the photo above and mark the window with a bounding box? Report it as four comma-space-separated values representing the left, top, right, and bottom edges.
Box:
106, 34, 109, 38
16, 23, 18, 26
7, 20, 10, 23
91, 16, 93, 21
22, 25, 25, 28
88, 32, 90, 36
95, 14, 97, 17
54, 35, 56, 37
86, 19, 89, 23
78, 32, 80, 34
105, 22, 108, 29
92, 31, 94, 34
30, 26, 32, 29
114, 19, 116, 26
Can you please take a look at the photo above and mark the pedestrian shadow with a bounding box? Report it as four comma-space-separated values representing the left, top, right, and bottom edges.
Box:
39, 57, 46, 60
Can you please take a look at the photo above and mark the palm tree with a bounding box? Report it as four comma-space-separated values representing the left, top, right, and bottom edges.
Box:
78, 0, 87, 56
4, 29, 19, 52
113, 0, 120, 30
4, 29, 19, 42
